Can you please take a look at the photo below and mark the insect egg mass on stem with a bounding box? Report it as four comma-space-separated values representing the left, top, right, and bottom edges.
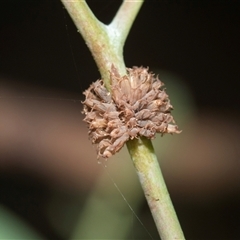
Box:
82, 65, 180, 158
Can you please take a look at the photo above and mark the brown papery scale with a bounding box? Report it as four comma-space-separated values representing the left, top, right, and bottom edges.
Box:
82, 66, 181, 159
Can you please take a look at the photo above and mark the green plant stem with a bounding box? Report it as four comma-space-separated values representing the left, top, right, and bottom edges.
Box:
61, 0, 126, 90
61, 0, 185, 239
127, 138, 184, 239
109, 1, 144, 50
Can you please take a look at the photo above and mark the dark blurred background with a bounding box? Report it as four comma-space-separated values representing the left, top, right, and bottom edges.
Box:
0, 0, 240, 239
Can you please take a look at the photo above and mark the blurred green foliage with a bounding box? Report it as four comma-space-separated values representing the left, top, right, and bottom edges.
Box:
0, 205, 42, 239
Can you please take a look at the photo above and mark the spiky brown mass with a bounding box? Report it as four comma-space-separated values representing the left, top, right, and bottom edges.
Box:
82, 66, 180, 159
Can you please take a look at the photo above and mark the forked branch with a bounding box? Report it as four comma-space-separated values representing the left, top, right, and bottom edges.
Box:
61, 0, 185, 239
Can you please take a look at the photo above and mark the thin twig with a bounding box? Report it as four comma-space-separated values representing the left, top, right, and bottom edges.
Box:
61, 0, 124, 90
127, 137, 185, 239
108, 0, 144, 50
61, 0, 185, 239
